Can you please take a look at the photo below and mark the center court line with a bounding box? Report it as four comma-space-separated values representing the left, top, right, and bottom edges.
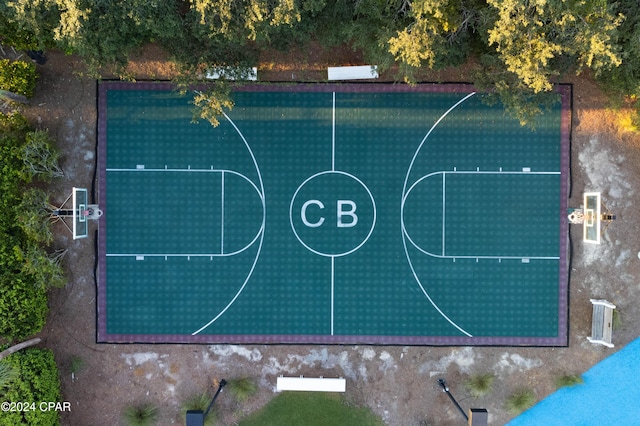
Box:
332, 92, 336, 171
221, 170, 225, 255
331, 256, 335, 336
442, 172, 446, 257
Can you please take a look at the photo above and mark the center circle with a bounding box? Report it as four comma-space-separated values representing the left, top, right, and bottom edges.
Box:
290, 171, 376, 257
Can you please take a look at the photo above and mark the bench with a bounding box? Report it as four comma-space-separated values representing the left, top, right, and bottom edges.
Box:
276, 376, 346, 392
327, 65, 378, 81
587, 299, 616, 348
205, 67, 257, 81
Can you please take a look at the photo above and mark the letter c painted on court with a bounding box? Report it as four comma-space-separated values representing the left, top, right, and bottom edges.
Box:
337, 200, 358, 228
301, 200, 325, 227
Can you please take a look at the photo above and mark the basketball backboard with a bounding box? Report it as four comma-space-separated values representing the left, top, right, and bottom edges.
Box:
72, 187, 88, 239
583, 192, 601, 244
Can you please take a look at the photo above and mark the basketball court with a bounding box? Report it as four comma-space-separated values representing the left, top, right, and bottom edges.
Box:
97, 82, 571, 345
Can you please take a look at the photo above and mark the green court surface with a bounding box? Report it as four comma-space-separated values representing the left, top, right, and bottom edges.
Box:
97, 82, 570, 345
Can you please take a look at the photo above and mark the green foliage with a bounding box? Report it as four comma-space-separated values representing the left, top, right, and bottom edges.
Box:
227, 377, 257, 402
555, 374, 584, 389
464, 373, 494, 398
0, 274, 48, 340
0, 59, 37, 99
612, 308, 622, 330
189, 83, 235, 128
0, 0, 60, 50
0, 359, 19, 394
504, 387, 536, 416
123, 403, 159, 426
0, 348, 61, 426
182, 393, 217, 426
0, 113, 63, 341
69, 355, 84, 374
239, 392, 384, 426
21, 130, 64, 181
487, 0, 622, 93
387, 0, 477, 78
16, 188, 54, 245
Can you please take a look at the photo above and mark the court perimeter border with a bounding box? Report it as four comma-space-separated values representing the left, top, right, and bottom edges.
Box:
97, 81, 571, 346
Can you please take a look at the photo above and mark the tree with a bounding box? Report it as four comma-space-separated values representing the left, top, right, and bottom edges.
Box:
487, 0, 623, 93
21, 130, 64, 181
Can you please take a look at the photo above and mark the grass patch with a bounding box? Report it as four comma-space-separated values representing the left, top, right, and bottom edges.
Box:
612, 308, 622, 330
227, 377, 257, 402
555, 374, 584, 389
464, 373, 495, 398
239, 392, 384, 426
122, 403, 158, 426
505, 388, 536, 416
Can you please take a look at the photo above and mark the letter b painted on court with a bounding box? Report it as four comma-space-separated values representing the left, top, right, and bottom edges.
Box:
337, 200, 357, 228
300, 199, 357, 228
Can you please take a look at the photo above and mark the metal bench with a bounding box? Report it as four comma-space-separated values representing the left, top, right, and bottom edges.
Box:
587, 299, 616, 348
276, 375, 346, 392
327, 65, 378, 80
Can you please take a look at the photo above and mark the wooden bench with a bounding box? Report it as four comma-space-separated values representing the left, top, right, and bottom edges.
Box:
276, 376, 346, 392
327, 65, 378, 80
587, 299, 616, 348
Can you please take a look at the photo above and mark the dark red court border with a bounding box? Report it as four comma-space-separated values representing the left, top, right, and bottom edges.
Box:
96, 81, 571, 346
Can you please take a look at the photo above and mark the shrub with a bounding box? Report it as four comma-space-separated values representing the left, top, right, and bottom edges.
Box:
227, 377, 257, 402
0, 348, 61, 426
123, 403, 159, 426
0, 59, 37, 99
0, 274, 48, 341
183, 393, 217, 426
464, 373, 495, 398
0, 359, 19, 394
555, 374, 584, 389
505, 388, 536, 416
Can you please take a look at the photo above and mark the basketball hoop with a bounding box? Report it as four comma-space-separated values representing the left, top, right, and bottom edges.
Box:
49, 188, 102, 239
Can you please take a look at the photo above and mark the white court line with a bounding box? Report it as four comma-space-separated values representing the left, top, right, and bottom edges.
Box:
399, 92, 475, 337
221, 171, 225, 255
442, 172, 446, 257
403, 169, 561, 260
192, 112, 266, 335
332, 92, 336, 171
331, 256, 335, 336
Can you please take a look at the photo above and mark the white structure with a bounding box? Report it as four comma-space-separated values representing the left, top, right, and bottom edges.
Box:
587, 299, 616, 348
328, 65, 378, 81
276, 376, 346, 392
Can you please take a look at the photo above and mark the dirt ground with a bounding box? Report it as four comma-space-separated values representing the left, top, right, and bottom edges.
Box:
17, 45, 640, 425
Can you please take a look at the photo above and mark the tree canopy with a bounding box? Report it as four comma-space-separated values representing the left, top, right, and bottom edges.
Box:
0, 0, 638, 121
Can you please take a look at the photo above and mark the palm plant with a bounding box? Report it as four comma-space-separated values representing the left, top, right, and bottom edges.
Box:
464, 373, 495, 398
122, 403, 158, 426
226, 377, 257, 402
555, 374, 584, 389
505, 388, 536, 415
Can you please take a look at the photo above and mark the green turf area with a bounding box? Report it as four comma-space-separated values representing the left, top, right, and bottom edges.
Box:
238, 392, 384, 426
100, 83, 568, 344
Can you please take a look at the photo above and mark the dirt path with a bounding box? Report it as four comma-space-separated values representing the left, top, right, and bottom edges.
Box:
25, 48, 640, 426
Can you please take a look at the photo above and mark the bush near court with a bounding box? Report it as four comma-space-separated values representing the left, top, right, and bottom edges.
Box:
0, 59, 37, 99
0, 348, 61, 426
0, 112, 65, 341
